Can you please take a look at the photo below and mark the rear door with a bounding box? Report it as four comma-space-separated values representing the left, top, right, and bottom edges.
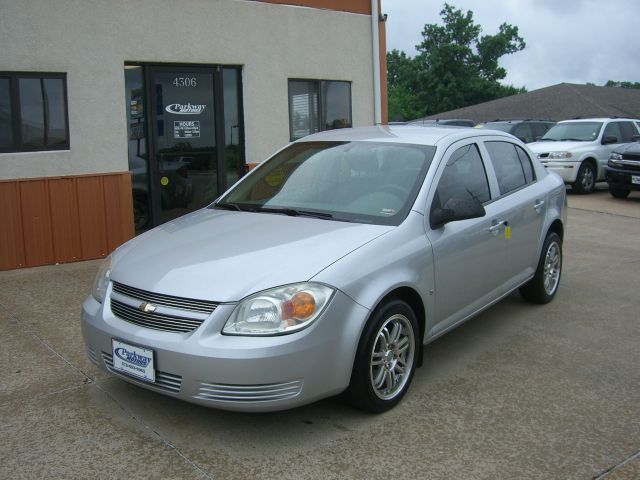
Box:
481, 140, 547, 287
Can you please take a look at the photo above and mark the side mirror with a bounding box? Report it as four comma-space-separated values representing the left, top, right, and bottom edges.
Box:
602, 135, 619, 145
430, 197, 486, 229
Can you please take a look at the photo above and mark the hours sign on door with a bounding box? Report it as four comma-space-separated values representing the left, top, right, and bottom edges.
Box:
174, 120, 200, 138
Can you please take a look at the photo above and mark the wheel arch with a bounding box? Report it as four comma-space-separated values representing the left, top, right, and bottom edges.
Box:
373, 287, 426, 367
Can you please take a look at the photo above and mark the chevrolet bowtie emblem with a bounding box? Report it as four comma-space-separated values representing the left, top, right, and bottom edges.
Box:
138, 302, 157, 313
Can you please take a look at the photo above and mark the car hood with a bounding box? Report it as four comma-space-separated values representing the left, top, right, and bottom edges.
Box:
110, 209, 392, 302
528, 140, 596, 153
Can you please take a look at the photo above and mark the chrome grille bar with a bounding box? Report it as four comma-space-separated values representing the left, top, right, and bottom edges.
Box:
111, 299, 204, 333
112, 281, 217, 313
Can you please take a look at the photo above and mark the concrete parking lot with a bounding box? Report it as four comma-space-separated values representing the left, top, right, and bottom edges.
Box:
1, 188, 639, 479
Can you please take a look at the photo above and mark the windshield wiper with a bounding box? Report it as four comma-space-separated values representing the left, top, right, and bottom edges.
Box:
538, 138, 557, 141
252, 206, 334, 220
213, 202, 243, 211
559, 138, 587, 142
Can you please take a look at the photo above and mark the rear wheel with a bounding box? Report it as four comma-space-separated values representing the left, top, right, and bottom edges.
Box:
608, 184, 631, 199
520, 232, 562, 304
572, 162, 596, 194
345, 299, 419, 413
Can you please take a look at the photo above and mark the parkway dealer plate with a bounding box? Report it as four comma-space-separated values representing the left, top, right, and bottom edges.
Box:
111, 339, 155, 383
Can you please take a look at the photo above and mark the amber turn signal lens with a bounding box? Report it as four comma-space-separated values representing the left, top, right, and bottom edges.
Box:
282, 291, 316, 321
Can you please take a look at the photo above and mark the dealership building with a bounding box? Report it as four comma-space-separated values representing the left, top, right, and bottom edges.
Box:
0, 0, 388, 270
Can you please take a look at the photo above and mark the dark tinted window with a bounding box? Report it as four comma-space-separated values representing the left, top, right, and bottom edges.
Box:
0, 73, 69, 152
435, 143, 490, 209
512, 123, 534, 143
531, 122, 553, 140
0, 78, 13, 149
603, 122, 623, 143
485, 141, 529, 195
619, 121, 637, 142
289, 79, 351, 140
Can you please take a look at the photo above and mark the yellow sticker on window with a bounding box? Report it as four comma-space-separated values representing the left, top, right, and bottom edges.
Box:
160, 176, 169, 186
505, 225, 511, 239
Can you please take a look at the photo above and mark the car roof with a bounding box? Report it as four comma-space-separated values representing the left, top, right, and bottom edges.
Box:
295, 125, 515, 146
558, 117, 640, 123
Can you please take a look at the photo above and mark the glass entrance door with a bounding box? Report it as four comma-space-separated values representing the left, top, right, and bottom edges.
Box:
150, 68, 218, 224
124, 63, 244, 232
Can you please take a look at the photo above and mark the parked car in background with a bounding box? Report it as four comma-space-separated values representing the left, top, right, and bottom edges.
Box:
82, 125, 566, 413
605, 141, 640, 198
529, 118, 640, 193
476, 119, 555, 143
409, 118, 476, 127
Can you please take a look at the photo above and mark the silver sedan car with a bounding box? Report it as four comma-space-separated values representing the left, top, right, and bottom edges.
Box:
82, 126, 566, 413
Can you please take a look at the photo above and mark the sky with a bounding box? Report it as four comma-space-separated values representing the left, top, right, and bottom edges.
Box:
381, 0, 640, 91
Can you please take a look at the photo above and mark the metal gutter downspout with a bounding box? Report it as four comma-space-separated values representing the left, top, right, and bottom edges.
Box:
371, 0, 382, 125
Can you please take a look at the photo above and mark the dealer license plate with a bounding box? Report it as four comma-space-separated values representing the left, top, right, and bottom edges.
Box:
632, 175, 640, 185
112, 339, 155, 382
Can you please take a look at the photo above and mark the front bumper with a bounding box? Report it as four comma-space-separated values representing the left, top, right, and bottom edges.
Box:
539, 160, 580, 183
81, 286, 369, 412
605, 166, 640, 191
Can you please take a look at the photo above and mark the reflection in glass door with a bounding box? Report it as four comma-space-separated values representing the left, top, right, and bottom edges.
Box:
124, 64, 244, 232
151, 69, 217, 225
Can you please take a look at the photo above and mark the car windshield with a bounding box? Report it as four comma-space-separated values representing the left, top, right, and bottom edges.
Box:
541, 122, 602, 141
214, 141, 436, 226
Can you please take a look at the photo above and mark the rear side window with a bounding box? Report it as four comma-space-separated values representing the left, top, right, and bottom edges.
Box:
603, 122, 623, 143
512, 123, 534, 143
619, 122, 637, 142
485, 141, 534, 196
434, 143, 490, 209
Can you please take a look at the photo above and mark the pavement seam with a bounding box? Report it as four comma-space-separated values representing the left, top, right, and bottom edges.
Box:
567, 206, 640, 220
92, 382, 215, 480
593, 449, 640, 479
0, 302, 215, 480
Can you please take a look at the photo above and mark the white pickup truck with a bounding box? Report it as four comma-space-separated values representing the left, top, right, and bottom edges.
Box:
528, 118, 640, 193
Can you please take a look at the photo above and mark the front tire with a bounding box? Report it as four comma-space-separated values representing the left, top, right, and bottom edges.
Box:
345, 299, 419, 413
572, 162, 596, 194
608, 184, 631, 199
520, 232, 562, 304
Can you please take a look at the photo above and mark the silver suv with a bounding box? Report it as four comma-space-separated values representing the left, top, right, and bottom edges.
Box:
528, 118, 640, 193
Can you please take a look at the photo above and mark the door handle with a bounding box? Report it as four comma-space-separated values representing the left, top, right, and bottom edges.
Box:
489, 220, 507, 235
534, 200, 545, 212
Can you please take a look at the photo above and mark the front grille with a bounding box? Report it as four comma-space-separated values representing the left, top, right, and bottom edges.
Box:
110, 281, 218, 333
111, 299, 205, 333
623, 152, 640, 161
102, 352, 182, 393
112, 282, 217, 313
195, 380, 303, 403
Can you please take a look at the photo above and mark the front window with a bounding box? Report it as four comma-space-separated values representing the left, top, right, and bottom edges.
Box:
215, 141, 436, 226
288, 80, 351, 140
541, 122, 602, 142
0, 72, 69, 152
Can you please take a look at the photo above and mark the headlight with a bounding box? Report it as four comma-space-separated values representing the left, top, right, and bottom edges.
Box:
223, 283, 335, 336
92, 256, 112, 303
609, 152, 623, 165
548, 151, 572, 159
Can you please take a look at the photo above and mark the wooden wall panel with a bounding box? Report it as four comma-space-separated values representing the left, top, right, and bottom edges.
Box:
19, 180, 55, 267
49, 178, 82, 263
0, 182, 26, 270
76, 176, 109, 260
103, 174, 135, 252
0, 172, 135, 271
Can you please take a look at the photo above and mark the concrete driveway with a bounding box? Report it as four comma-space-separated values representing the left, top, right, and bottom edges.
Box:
1, 189, 639, 479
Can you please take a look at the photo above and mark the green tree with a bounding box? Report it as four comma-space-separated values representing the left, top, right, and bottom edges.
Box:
605, 80, 640, 89
387, 3, 526, 120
